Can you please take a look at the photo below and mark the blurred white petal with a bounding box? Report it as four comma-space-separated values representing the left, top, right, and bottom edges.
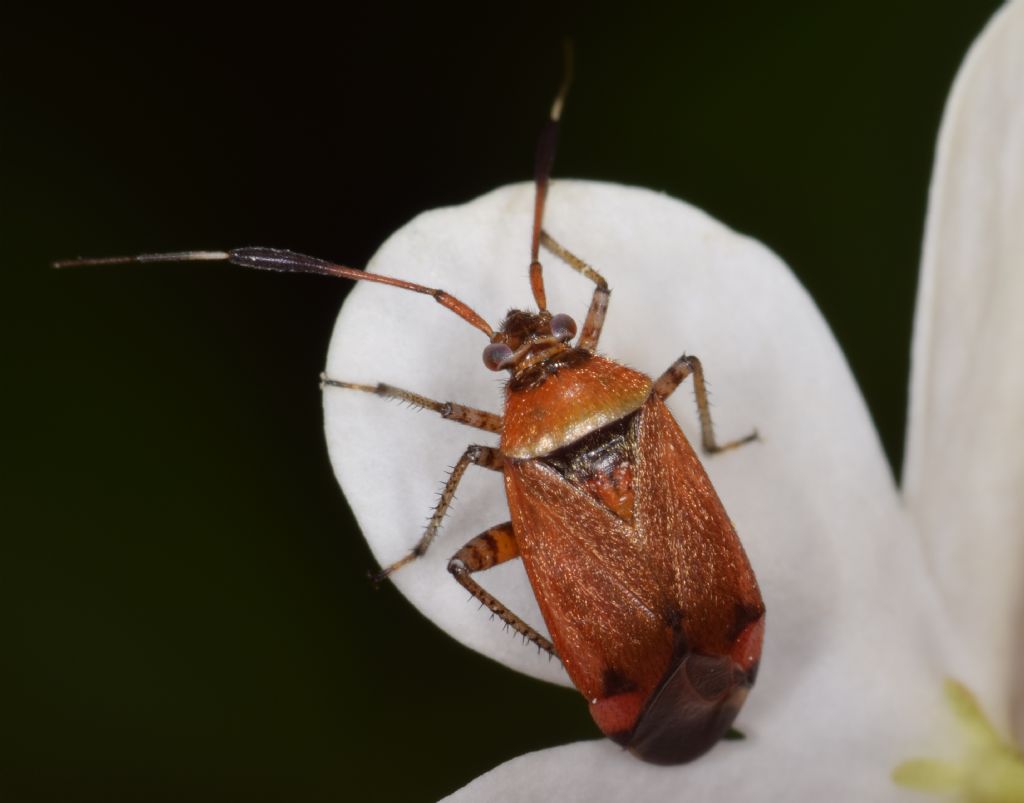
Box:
902, 0, 1024, 738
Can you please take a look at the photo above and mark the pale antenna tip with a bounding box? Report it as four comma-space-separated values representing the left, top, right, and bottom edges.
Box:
51, 250, 230, 269
550, 39, 574, 122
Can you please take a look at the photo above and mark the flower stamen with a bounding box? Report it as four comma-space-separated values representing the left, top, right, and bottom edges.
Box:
893, 679, 1024, 803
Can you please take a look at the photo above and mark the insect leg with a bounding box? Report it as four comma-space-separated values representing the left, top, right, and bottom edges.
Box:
448, 522, 556, 656
653, 354, 758, 454
373, 445, 505, 582
321, 374, 502, 433
539, 231, 610, 352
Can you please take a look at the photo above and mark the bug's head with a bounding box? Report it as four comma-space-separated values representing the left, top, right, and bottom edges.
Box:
482, 308, 586, 384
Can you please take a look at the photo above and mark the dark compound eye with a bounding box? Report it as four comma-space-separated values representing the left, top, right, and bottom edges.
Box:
482, 342, 515, 371
550, 313, 577, 341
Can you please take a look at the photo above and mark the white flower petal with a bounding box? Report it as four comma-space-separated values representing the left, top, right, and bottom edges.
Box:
326, 179, 954, 708
326, 181, 960, 799
442, 700, 941, 803
445, 616, 965, 801
444, 741, 872, 803
902, 0, 1024, 734
324, 179, 950, 681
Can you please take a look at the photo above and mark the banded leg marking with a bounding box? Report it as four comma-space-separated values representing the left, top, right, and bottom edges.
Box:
321, 374, 502, 433
373, 444, 504, 582
448, 522, 556, 656
653, 354, 757, 454
539, 231, 610, 352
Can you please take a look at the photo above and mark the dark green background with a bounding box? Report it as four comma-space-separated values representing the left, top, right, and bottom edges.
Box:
4, 3, 1003, 801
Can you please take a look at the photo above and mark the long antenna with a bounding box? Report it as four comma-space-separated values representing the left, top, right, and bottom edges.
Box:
54, 247, 496, 337
529, 40, 574, 312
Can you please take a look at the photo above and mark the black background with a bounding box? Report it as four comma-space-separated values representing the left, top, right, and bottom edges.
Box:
4, 3, 1003, 801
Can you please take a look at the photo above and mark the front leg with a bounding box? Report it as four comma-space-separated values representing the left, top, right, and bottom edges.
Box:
321, 374, 502, 433
373, 445, 504, 582
540, 231, 610, 352
653, 354, 757, 454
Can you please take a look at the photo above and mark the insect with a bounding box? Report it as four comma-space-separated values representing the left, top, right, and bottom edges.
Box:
56, 64, 765, 765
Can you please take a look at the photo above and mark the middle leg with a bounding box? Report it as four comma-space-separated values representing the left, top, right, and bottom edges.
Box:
653, 354, 757, 454
373, 444, 504, 582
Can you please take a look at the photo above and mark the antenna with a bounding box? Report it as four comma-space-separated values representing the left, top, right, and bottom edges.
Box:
54, 247, 496, 337
528, 40, 574, 312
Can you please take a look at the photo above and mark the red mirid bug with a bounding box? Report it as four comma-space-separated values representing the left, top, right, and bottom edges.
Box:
55, 63, 765, 764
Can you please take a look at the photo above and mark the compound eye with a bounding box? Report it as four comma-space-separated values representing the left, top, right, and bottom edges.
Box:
550, 313, 577, 342
482, 342, 515, 371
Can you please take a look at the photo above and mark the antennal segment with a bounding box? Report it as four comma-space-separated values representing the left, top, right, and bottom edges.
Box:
53, 251, 229, 268
529, 40, 574, 312
54, 247, 495, 337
